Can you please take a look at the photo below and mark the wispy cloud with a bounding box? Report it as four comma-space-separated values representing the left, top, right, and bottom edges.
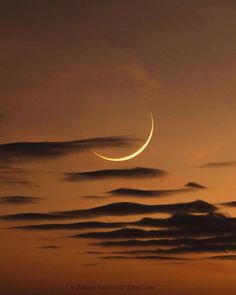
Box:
0, 136, 138, 163
108, 182, 206, 198
198, 161, 236, 168
0, 165, 36, 188
0, 195, 43, 205
64, 167, 167, 181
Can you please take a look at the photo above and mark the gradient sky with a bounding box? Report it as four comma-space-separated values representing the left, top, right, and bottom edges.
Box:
1, 1, 236, 295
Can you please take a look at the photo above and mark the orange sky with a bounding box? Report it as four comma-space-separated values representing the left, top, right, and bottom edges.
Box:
1, 1, 236, 295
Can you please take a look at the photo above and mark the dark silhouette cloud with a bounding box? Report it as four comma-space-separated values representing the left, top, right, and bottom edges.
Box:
1, 212, 70, 221
0, 195, 43, 205
15, 211, 231, 233
59, 199, 216, 219
80, 195, 108, 200
96, 234, 236, 248
74, 226, 225, 240
0, 136, 138, 163
1, 200, 216, 221
14, 220, 127, 230
185, 182, 207, 189
208, 255, 236, 260
5, 199, 236, 259
108, 183, 206, 198
110, 244, 236, 255
72, 211, 236, 241
199, 161, 236, 168
64, 167, 167, 181
134, 212, 235, 231
220, 201, 236, 207
101, 255, 187, 261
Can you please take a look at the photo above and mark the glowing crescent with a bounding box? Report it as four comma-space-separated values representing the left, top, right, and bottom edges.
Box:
92, 113, 154, 161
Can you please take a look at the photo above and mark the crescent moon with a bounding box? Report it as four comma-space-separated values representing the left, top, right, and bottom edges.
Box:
91, 113, 154, 162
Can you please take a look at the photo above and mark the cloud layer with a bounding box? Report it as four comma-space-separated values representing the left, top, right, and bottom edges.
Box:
1, 200, 216, 221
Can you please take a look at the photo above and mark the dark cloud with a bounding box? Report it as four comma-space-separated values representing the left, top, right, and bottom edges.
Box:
6, 199, 236, 260
1, 212, 70, 221
64, 167, 167, 181
220, 201, 236, 207
133, 212, 234, 231
1, 200, 216, 221
72, 211, 236, 241
75, 228, 175, 239
185, 182, 207, 189
101, 255, 187, 261
0, 195, 43, 205
15, 211, 230, 232
74, 211, 236, 257
14, 220, 127, 230
110, 244, 236, 255
80, 195, 108, 200
74, 226, 227, 240
208, 255, 236, 260
97, 234, 236, 248
0, 136, 138, 163
58, 199, 216, 219
108, 183, 206, 198
199, 161, 236, 168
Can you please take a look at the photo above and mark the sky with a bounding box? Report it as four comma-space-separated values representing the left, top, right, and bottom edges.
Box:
1, 1, 236, 295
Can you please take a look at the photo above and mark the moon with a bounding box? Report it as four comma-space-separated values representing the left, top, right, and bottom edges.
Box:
91, 113, 154, 162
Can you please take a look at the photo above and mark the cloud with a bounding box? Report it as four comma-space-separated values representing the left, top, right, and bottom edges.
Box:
110, 244, 236, 255
101, 255, 187, 261
15, 211, 228, 232
13, 209, 236, 259
220, 201, 236, 207
80, 195, 108, 200
14, 220, 127, 231
5, 198, 236, 260
71, 211, 236, 241
72, 211, 236, 257
96, 235, 236, 248
185, 182, 207, 189
199, 161, 236, 168
1, 200, 216, 221
0, 195, 43, 205
0, 165, 35, 188
74, 225, 231, 240
108, 182, 207, 198
208, 255, 236, 260
0, 136, 138, 163
64, 167, 167, 181
1, 212, 70, 221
